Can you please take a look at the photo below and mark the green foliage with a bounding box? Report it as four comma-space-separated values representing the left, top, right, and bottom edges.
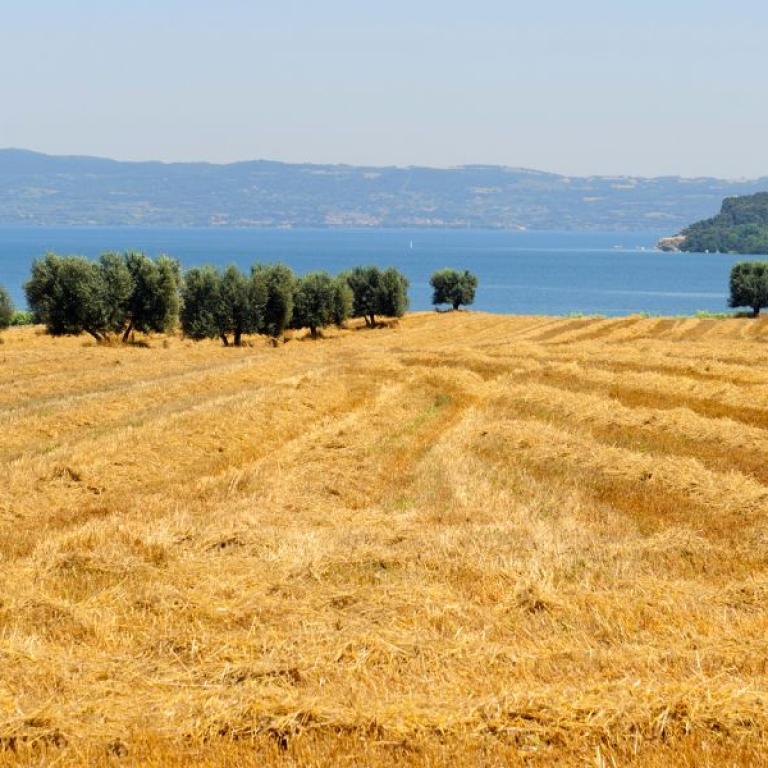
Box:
430, 269, 478, 310
0, 286, 13, 331
346, 266, 409, 326
25, 251, 182, 342
220, 265, 263, 345
122, 253, 181, 340
181, 266, 226, 342
291, 272, 339, 337
378, 267, 409, 318
346, 266, 381, 326
693, 310, 733, 319
98, 252, 134, 334
254, 263, 295, 338
330, 276, 353, 327
181, 265, 266, 346
183, 265, 351, 343
25, 254, 110, 341
681, 193, 768, 254
10, 310, 35, 326
21, 253, 410, 344
729, 261, 768, 316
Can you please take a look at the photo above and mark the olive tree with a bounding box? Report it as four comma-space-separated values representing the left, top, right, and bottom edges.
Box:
0, 286, 13, 333
221, 265, 265, 346
346, 266, 409, 326
181, 266, 226, 342
430, 268, 478, 310
254, 263, 295, 340
122, 253, 181, 341
25, 254, 111, 341
378, 267, 409, 319
330, 276, 353, 327
729, 261, 768, 316
292, 271, 338, 338
346, 266, 380, 326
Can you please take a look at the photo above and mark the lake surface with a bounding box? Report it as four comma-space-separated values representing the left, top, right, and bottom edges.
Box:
0, 227, 749, 316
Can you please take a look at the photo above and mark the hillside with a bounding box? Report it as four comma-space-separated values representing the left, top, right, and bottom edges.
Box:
2, 148, 768, 230
674, 193, 768, 254
2, 313, 768, 766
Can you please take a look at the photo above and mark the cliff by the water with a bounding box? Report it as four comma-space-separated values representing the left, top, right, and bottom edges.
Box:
657, 235, 686, 252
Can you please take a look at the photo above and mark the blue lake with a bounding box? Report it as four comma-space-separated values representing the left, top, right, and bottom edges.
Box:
0, 227, 750, 316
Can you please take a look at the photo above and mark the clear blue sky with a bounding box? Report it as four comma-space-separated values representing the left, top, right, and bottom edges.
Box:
1, 0, 766, 177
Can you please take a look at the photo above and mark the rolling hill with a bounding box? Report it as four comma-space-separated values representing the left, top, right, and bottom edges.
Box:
2, 148, 767, 231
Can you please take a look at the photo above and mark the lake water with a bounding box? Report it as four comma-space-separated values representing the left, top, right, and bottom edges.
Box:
0, 227, 749, 316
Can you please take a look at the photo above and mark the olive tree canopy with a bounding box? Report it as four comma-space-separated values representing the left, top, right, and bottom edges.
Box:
430, 269, 478, 310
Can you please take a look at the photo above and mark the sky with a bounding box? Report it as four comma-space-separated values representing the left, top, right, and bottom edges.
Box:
1, 0, 767, 178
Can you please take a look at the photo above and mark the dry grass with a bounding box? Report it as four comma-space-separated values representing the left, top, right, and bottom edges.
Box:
2, 312, 768, 766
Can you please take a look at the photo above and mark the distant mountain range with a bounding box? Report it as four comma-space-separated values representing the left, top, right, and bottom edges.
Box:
1, 149, 767, 231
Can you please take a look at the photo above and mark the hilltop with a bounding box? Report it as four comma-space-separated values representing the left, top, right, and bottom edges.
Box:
2, 312, 768, 766
2, 148, 768, 230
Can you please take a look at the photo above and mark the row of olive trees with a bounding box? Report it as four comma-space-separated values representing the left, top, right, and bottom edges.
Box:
15, 253, 413, 344
183, 264, 348, 344
181, 264, 411, 344
1, 257, 480, 343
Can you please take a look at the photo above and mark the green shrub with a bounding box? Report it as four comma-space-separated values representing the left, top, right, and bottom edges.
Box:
10, 310, 35, 326
682, 194, 768, 254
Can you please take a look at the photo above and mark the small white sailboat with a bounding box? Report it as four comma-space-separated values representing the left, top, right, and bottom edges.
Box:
409, 240, 414, 250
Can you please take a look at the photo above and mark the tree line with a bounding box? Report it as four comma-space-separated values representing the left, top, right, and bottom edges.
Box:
0, 253, 479, 342
5, 253, 768, 331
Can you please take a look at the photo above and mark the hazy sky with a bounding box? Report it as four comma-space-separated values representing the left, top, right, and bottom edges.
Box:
1, 1, 766, 177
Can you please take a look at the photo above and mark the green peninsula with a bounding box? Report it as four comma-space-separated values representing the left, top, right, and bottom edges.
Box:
662, 192, 768, 254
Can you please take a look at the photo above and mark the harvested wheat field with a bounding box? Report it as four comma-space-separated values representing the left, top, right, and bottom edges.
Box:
2, 312, 768, 766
